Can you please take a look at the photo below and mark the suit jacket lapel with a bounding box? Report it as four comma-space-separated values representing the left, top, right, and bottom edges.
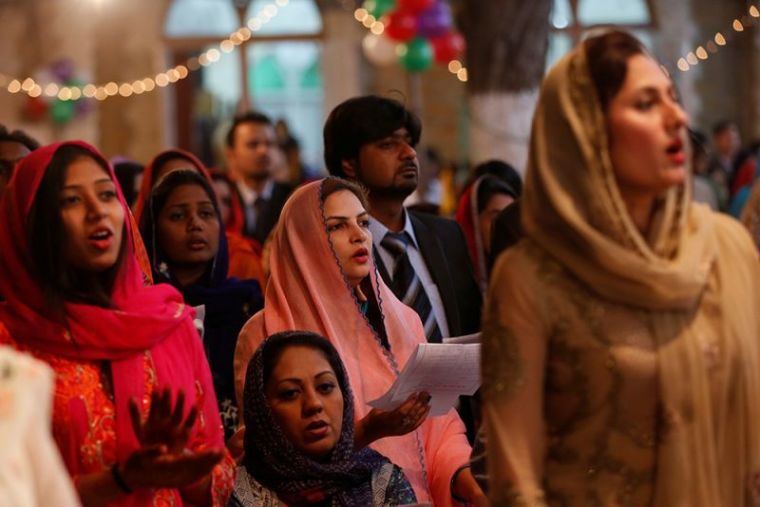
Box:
409, 213, 460, 336
373, 247, 393, 288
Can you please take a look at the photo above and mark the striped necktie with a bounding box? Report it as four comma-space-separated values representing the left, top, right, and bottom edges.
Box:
381, 231, 442, 342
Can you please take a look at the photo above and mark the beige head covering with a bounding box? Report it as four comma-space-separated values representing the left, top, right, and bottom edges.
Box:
523, 42, 715, 311
522, 38, 760, 506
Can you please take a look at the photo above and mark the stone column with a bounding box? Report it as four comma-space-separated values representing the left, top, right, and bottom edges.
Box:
321, 7, 363, 116
94, 0, 172, 161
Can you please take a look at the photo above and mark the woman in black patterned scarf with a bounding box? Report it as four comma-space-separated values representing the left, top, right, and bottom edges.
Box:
231, 330, 417, 507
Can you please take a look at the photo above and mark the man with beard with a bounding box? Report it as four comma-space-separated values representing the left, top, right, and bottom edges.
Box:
323, 96, 482, 342
225, 111, 294, 244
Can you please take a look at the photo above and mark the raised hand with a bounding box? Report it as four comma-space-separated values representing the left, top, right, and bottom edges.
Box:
119, 445, 223, 490
117, 386, 223, 492
128, 386, 197, 454
356, 391, 431, 447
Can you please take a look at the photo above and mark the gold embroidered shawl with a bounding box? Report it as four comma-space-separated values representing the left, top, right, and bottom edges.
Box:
506, 42, 760, 505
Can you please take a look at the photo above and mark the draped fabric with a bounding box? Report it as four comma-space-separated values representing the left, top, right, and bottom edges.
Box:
135, 148, 265, 285
234, 180, 472, 506
240, 334, 406, 506
482, 42, 760, 506
0, 141, 232, 506
133, 148, 210, 224
140, 167, 263, 439
740, 181, 760, 251
455, 176, 489, 294
0, 344, 80, 507
522, 49, 714, 311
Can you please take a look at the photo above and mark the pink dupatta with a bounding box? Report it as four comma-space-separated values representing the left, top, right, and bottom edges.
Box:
234, 180, 471, 506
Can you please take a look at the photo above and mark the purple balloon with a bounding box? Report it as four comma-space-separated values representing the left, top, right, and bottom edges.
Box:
50, 58, 75, 82
416, 1, 452, 38
74, 97, 93, 115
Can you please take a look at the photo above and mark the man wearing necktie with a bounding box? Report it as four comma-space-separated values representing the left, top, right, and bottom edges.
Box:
224, 111, 294, 245
322, 96, 482, 343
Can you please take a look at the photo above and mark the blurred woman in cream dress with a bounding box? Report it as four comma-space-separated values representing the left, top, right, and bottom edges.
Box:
482, 30, 760, 506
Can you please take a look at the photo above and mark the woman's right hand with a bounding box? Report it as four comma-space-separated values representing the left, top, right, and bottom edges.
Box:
119, 444, 223, 490
356, 391, 431, 448
76, 389, 224, 507
121, 386, 224, 491
128, 386, 196, 455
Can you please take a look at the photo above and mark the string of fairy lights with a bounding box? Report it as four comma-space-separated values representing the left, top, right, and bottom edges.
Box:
0, 0, 291, 102
676, 4, 759, 72
1, 2, 758, 101
351, 6, 468, 82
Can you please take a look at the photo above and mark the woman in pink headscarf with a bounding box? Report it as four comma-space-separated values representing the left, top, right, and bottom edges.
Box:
234, 177, 485, 506
0, 141, 235, 506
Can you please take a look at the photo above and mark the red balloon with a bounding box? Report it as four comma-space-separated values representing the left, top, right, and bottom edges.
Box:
383, 9, 418, 41
397, 0, 433, 13
23, 96, 49, 122
431, 31, 465, 64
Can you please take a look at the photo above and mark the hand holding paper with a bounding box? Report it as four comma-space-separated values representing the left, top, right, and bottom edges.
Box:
369, 342, 481, 417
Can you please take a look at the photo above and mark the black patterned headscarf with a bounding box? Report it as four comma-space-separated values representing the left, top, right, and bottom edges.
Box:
243, 331, 390, 505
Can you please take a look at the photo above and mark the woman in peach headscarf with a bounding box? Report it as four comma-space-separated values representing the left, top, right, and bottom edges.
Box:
134, 149, 265, 286
234, 177, 485, 506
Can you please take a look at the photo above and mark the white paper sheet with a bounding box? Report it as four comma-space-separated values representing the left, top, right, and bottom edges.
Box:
192, 304, 206, 341
369, 342, 481, 416
442, 332, 481, 344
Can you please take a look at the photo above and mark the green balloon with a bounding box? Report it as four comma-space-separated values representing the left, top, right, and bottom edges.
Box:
50, 99, 75, 125
399, 37, 433, 72
364, 0, 395, 18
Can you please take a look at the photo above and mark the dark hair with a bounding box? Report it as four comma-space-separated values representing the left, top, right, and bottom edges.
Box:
585, 30, 646, 110
472, 159, 523, 197
282, 135, 300, 152
712, 120, 738, 136
27, 145, 126, 313
476, 175, 518, 213
256, 331, 345, 391
146, 168, 219, 222
113, 160, 143, 208
242, 330, 351, 474
689, 129, 708, 158
226, 111, 273, 148
425, 146, 442, 166
141, 169, 221, 281
0, 124, 40, 152
320, 176, 370, 211
151, 151, 199, 179
731, 140, 760, 176
209, 170, 234, 197
323, 95, 422, 177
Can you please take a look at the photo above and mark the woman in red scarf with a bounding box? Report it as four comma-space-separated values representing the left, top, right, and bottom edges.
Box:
0, 141, 235, 506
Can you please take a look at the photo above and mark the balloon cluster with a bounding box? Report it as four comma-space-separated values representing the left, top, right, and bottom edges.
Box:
361, 0, 465, 73
22, 58, 91, 125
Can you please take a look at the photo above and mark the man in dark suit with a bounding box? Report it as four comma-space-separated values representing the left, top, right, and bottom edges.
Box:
323, 96, 482, 340
224, 111, 293, 244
